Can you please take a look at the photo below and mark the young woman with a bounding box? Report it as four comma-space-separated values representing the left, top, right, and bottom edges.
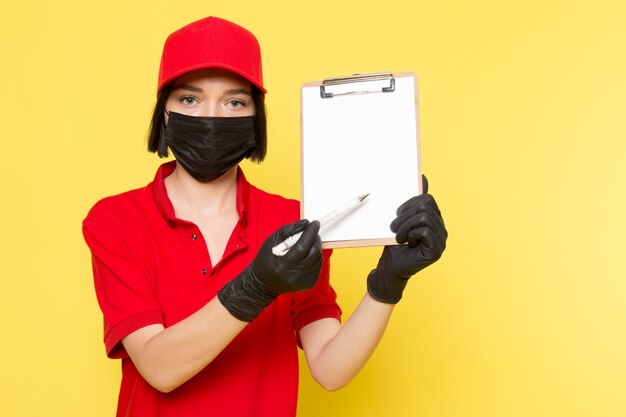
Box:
83, 16, 447, 417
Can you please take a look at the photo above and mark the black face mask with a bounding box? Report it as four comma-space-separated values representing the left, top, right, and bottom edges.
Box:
163, 111, 256, 182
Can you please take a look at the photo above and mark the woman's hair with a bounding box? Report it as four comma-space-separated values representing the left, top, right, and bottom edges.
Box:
147, 84, 268, 162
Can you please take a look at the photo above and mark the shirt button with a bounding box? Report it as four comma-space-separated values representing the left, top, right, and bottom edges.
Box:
201, 268, 207, 275
191, 234, 197, 240
235, 243, 240, 248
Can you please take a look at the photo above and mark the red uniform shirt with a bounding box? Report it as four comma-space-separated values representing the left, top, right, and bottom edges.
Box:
83, 161, 341, 417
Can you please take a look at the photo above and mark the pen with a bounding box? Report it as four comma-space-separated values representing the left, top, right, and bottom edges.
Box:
272, 193, 371, 256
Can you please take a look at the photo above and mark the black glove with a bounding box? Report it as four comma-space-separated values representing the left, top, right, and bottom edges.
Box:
218, 219, 323, 321
367, 177, 447, 304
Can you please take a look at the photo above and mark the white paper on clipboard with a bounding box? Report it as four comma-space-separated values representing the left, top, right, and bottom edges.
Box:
301, 72, 422, 249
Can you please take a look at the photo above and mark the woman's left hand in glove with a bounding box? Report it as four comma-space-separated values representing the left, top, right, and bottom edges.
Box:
367, 178, 448, 304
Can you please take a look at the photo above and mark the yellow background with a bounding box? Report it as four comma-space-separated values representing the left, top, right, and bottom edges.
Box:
1, 0, 625, 416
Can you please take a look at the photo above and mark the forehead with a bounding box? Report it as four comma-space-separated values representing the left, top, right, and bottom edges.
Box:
171, 68, 252, 91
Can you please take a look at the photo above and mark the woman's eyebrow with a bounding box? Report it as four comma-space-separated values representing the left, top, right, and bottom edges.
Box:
224, 88, 252, 96
172, 84, 204, 93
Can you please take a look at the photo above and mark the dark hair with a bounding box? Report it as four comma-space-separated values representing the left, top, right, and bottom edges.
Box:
147, 84, 267, 162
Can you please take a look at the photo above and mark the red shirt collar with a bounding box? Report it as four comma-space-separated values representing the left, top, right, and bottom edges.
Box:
150, 161, 250, 226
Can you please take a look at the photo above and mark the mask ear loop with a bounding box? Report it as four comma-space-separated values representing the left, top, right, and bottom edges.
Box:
247, 115, 258, 159
158, 109, 170, 157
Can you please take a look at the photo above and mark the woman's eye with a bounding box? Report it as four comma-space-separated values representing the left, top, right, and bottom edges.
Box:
227, 99, 246, 108
179, 96, 198, 105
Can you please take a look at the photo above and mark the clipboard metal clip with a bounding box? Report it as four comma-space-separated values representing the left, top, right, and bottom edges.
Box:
320, 72, 395, 99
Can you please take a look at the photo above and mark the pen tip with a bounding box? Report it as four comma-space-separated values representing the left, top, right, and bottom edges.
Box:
358, 193, 371, 202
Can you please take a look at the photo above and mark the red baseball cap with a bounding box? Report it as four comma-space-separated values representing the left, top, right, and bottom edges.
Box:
157, 17, 266, 94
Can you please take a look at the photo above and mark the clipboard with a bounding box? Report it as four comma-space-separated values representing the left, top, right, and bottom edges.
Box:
301, 72, 422, 249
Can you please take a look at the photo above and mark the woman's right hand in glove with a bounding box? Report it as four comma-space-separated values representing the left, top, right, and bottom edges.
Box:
218, 219, 323, 322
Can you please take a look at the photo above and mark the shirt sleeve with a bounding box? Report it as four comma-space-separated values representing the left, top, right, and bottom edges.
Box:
291, 249, 342, 347
83, 201, 164, 359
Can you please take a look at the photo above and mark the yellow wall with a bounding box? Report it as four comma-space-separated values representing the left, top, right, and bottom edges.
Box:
1, 1, 625, 416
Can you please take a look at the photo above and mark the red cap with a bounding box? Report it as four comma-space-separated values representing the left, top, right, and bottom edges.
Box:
157, 17, 266, 94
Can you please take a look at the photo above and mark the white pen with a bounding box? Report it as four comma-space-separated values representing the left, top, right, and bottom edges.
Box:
272, 193, 371, 256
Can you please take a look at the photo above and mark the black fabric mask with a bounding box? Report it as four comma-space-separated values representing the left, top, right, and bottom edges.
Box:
164, 111, 256, 182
